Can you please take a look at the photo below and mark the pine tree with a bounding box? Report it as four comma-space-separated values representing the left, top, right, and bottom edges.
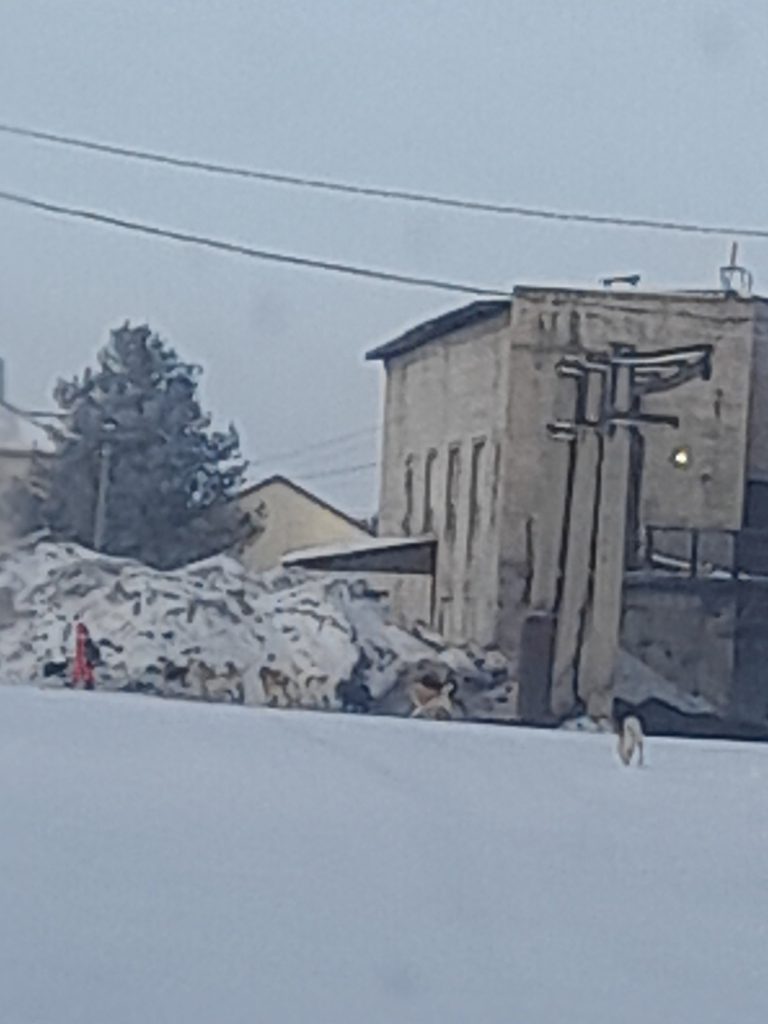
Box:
24, 323, 258, 568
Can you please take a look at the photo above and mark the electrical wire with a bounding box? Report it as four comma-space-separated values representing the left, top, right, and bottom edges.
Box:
0, 187, 509, 297
0, 120, 765, 238
248, 425, 379, 468
297, 460, 377, 481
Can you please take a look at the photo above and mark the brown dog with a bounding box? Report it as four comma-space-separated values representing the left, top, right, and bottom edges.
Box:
260, 666, 294, 707
409, 677, 459, 720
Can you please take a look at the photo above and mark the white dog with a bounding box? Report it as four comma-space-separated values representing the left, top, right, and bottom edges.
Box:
617, 715, 644, 767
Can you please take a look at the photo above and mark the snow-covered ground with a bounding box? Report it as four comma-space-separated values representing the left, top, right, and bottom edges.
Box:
1, 686, 766, 1024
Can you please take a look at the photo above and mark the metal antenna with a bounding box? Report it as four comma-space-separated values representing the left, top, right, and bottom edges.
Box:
719, 241, 753, 296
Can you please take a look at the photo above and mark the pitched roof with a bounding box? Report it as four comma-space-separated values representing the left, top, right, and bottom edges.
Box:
237, 474, 374, 536
366, 299, 511, 362
0, 400, 56, 454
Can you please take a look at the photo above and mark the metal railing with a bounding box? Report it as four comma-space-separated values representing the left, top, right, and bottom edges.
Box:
641, 525, 768, 580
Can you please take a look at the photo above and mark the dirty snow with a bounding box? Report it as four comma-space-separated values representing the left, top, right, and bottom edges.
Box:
0, 537, 513, 716
616, 650, 717, 715
0, 686, 766, 1024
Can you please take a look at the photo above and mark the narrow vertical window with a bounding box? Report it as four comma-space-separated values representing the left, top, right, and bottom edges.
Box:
423, 448, 437, 533
445, 444, 461, 544
438, 594, 453, 635
490, 442, 501, 526
467, 438, 485, 559
403, 454, 415, 536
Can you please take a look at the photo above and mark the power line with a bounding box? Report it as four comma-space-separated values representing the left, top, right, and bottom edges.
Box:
249, 425, 379, 468
0, 187, 509, 297
1, 120, 766, 239
298, 460, 377, 481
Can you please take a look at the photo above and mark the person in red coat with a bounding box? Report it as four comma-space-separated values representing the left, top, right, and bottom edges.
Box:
72, 622, 96, 690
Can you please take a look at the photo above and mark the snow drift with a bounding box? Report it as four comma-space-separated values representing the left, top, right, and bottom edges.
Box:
0, 536, 515, 718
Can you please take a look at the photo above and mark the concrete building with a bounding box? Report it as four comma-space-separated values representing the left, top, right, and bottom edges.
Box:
367, 285, 768, 728
235, 474, 372, 574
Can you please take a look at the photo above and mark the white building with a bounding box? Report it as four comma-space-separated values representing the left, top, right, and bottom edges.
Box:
0, 358, 56, 544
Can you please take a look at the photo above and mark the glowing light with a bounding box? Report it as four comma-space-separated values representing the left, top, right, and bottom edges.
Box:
671, 447, 691, 468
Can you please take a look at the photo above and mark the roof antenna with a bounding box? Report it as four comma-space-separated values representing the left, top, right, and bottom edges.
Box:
720, 241, 753, 296
600, 273, 641, 289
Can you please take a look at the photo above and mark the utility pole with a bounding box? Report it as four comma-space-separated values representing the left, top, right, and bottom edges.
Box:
546, 343, 712, 720
93, 421, 117, 552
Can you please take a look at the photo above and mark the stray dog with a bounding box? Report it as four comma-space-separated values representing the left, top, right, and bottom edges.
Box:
260, 665, 294, 708
409, 676, 461, 720
337, 679, 372, 714
162, 661, 188, 684
43, 660, 69, 679
617, 714, 644, 767
186, 659, 242, 702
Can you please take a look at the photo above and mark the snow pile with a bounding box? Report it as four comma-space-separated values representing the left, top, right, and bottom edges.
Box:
0, 537, 514, 717
615, 649, 717, 716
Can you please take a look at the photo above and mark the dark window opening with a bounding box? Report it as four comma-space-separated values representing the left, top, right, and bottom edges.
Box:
445, 444, 461, 544
624, 426, 645, 569
402, 455, 414, 536
746, 480, 768, 529
490, 442, 501, 526
438, 594, 453, 635
423, 448, 437, 533
467, 438, 485, 560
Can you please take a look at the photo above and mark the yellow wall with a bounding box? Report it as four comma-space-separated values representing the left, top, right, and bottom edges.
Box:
236, 479, 370, 573
235, 479, 432, 624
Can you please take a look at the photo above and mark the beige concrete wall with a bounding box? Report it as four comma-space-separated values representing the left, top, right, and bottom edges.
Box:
621, 583, 735, 714
378, 307, 512, 644
495, 297, 574, 652
635, 303, 753, 532
510, 288, 753, 530
237, 480, 370, 574
496, 289, 755, 652
501, 289, 756, 717
746, 299, 768, 484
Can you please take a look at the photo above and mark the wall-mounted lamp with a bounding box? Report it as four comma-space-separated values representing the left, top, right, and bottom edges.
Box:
670, 446, 691, 469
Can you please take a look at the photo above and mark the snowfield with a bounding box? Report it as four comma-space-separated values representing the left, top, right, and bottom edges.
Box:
1, 686, 766, 1024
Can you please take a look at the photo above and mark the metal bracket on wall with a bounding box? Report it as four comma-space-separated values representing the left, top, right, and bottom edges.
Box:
549, 343, 711, 438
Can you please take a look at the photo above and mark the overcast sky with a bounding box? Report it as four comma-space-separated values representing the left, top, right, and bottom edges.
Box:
0, 0, 766, 515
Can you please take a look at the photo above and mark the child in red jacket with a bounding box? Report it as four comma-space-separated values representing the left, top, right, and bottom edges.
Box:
72, 622, 96, 690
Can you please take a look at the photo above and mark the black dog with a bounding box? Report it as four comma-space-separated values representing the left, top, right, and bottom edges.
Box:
43, 660, 68, 679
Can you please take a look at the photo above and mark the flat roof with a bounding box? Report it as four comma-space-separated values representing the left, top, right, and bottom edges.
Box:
514, 284, 758, 299
282, 534, 436, 575
366, 286, 766, 365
